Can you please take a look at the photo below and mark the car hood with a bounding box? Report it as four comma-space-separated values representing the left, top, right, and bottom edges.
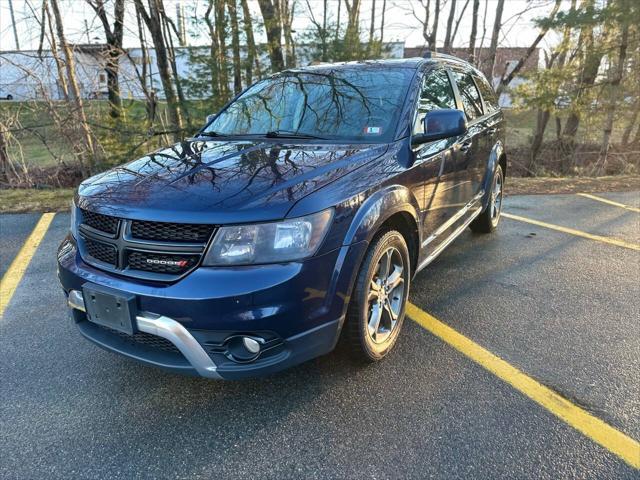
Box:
78, 138, 388, 223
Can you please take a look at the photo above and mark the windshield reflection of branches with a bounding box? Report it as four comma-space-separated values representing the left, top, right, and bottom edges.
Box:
208, 69, 410, 140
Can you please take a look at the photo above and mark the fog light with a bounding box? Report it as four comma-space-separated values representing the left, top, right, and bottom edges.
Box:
242, 336, 261, 354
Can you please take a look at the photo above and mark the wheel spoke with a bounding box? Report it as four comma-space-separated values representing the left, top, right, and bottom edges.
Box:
370, 279, 381, 292
386, 266, 404, 291
384, 299, 398, 321
368, 303, 382, 338
380, 250, 392, 280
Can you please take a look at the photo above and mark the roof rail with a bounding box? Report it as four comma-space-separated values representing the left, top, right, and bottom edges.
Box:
423, 51, 465, 63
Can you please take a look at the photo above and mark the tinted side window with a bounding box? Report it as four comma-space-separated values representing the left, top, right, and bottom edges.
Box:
413, 69, 457, 134
452, 71, 484, 121
473, 75, 499, 112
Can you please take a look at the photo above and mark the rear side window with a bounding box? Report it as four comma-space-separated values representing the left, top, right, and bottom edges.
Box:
413, 69, 457, 134
452, 71, 484, 121
473, 75, 499, 112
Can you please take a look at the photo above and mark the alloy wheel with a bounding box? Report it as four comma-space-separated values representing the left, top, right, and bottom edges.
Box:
366, 247, 405, 344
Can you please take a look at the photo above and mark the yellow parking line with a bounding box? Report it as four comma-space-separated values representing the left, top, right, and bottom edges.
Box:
407, 303, 640, 469
0, 213, 55, 318
502, 212, 640, 251
577, 193, 640, 213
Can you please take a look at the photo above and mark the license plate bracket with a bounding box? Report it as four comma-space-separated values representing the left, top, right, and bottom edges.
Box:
82, 283, 137, 335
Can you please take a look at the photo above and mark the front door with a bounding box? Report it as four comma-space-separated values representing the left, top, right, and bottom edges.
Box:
411, 68, 464, 243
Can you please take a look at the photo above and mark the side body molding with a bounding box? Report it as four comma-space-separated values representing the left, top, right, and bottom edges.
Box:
343, 185, 421, 246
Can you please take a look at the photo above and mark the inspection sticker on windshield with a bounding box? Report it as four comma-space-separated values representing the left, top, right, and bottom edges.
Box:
364, 126, 382, 135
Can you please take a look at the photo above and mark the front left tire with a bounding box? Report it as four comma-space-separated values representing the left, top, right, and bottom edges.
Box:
344, 230, 410, 362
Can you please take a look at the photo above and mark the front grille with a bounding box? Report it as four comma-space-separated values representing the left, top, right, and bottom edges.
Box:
81, 209, 119, 235
127, 251, 199, 274
77, 208, 215, 281
84, 237, 117, 266
131, 220, 214, 243
97, 324, 181, 354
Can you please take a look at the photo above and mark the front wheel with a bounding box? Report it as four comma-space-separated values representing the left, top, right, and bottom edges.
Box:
344, 230, 410, 362
470, 164, 503, 233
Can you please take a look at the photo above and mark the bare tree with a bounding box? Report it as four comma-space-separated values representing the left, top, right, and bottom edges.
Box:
228, 0, 243, 94
258, 0, 285, 72
86, 0, 125, 119
497, 0, 562, 95
280, 0, 296, 68
240, 0, 261, 84
344, 0, 362, 47
443, 0, 456, 52
380, 0, 387, 43
134, 0, 184, 139
50, 0, 98, 173
215, 0, 231, 98
468, 0, 480, 64
485, 0, 504, 78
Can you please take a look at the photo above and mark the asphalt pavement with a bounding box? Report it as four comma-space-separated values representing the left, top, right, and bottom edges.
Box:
1, 191, 638, 479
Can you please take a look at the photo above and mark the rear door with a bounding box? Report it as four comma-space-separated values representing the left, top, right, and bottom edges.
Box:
449, 69, 486, 202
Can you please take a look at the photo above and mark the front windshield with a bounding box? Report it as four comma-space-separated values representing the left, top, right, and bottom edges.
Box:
204, 67, 414, 142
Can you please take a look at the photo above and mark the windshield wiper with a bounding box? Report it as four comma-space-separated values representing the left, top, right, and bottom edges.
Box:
264, 130, 327, 140
198, 131, 227, 138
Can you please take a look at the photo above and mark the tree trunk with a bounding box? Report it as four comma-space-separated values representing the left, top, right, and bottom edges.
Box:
204, 0, 220, 98
428, 0, 441, 51
369, 0, 376, 46
451, 0, 470, 47
88, 0, 125, 119
134, 0, 184, 140
280, 0, 296, 68
468, 0, 479, 64
443, 0, 456, 53
597, 20, 629, 172
162, 12, 191, 127
380, 0, 387, 43
240, 0, 260, 84
486, 0, 504, 79
227, 0, 242, 94
50, 0, 97, 173
258, 0, 285, 72
344, 0, 362, 49
45, 1, 69, 100
215, 0, 230, 98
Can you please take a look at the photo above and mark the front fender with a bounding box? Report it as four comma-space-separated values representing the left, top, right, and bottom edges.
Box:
481, 140, 506, 209
343, 185, 420, 245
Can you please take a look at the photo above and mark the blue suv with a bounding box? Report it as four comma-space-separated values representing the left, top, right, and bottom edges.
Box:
58, 54, 506, 379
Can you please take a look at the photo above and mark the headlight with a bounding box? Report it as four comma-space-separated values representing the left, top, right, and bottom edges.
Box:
203, 209, 334, 266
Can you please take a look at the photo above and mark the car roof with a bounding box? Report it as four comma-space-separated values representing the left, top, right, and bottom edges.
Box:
281, 54, 479, 76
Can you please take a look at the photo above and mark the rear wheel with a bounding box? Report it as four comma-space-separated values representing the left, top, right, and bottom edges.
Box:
470, 164, 503, 233
345, 230, 410, 362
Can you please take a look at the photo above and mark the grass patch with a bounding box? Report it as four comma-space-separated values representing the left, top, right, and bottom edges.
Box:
0, 188, 74, 213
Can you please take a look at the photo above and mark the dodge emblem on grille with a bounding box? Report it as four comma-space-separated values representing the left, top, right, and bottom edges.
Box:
145, 258, 189, 267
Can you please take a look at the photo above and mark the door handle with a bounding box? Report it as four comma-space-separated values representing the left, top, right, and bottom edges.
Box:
460, 140, 473, 152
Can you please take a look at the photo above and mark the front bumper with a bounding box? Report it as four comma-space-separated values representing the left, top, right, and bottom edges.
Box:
58, 235, 368, 379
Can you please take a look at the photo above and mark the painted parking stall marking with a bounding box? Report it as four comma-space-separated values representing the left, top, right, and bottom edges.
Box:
406, 303, 640, 469
502, 212, 640, 251
577, 193, 640, 213
0, 213, 55, 317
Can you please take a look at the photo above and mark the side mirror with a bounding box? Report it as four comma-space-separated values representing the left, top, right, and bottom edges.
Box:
411, 109, 467, 146
206, 114, 216, 124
